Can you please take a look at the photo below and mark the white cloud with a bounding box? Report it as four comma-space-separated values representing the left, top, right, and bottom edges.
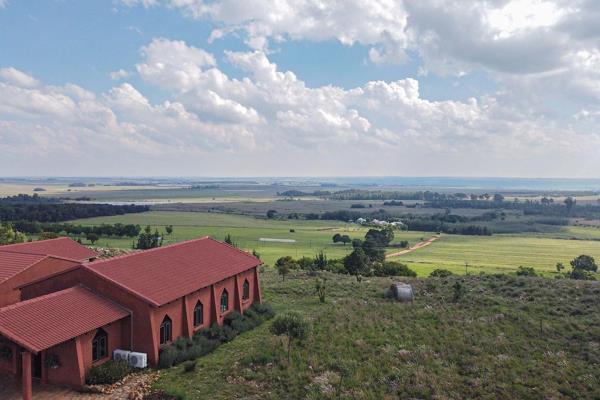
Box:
0, 67, 39, 88
4, 28, 600, 176
109, 69, 131, 80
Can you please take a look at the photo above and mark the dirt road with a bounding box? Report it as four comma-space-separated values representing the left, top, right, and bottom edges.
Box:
386, 235, 440, 258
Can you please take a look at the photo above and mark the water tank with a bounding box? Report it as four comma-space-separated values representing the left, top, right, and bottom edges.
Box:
390, 283, 413, 302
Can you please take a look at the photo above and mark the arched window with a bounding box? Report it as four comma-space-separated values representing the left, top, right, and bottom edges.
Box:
160, 315, 172, 345
92, 328, 108, 362
242, 279, 250, 300
193, 301, 204, 327
220, 289, 229, 313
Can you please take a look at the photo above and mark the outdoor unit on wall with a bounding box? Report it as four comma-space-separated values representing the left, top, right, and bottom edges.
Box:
113, 349, 131, 362
128, 351, 148, 368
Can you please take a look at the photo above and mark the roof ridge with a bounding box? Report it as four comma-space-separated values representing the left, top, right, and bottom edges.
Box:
205, 236, 261, 262
0, 237, 70, 249
0, 286, 80, 313
85, 236, 212, 267
0, 248, 84, 263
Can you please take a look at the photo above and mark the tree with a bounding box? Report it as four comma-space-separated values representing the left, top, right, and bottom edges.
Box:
135, 226, 162, 250
0, 224, 26, 245
86, 232, 99, 244
270, 312, 309, 362
564, 197, 576, 212
351, 238, 362, 248
266, 209, 278, 219
332, 233, 342, 244
276, 262, 290, 281
165, 225, 173, 235
555, 262, 564, 273
570, 255, 597, 272
493, 193, 504, 202
361, 239, 385, 263
224, 234, 235, 246
343, 248, 371, 278
252, 249, 261, 259
340, 235, 351, 245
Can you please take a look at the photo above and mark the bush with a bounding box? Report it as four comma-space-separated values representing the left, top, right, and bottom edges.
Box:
158, 345, 178, 369
373, 261, 416, 277
182, 360, 196, 373
430, 269, 454, 278
251, 302, 275, 320
570, 268, 597, 280
86, 360, 131, 385
516, 266, 537, 276
157, 303, 275, 370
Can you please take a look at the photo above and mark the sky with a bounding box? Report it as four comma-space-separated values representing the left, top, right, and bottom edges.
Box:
0, 0, 599, 178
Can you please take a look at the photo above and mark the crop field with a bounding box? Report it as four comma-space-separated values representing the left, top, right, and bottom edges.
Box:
396, 233, 600, 276
69, 211, 600, 276
69, 211, 426, 265
153, 268, 600, 399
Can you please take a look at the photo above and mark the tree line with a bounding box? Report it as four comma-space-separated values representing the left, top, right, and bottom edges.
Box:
0, 198, 148, 222
11, 221, 143, 237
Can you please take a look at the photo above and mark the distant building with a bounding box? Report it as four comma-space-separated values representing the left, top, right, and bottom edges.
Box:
0, 237, 262, 399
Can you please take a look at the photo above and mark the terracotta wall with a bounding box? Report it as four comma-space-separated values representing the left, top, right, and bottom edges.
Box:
41, 318, 128, 388
20, 266, 261, 368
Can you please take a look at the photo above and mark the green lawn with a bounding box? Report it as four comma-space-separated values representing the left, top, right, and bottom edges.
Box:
69, 211, 425, 266
153, 268, 600, 399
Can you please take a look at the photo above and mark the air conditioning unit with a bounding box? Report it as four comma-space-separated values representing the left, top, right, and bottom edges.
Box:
113, 349, 130, 362
128, 351, 148, 369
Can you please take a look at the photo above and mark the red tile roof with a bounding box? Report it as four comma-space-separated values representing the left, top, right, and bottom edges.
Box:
85, 237, 261, 306
0, 252, 48, 284
0, 237, 96, 262
0, 286, 129, 353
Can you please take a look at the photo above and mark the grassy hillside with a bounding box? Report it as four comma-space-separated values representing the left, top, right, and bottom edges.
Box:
153, 268, 600, 399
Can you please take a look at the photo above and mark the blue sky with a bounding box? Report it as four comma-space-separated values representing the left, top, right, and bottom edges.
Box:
0, 0, 599, 177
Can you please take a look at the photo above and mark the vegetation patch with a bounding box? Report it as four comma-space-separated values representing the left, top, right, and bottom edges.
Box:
157, 303, 275, 370
153, 268, 600, 399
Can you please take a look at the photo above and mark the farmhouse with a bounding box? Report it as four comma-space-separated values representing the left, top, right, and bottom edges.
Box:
0, 237, 262, 400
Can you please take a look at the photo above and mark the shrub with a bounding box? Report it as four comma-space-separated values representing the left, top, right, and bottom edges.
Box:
570, 268, 596, 281
373, 261, 416, 277
430, 269, 454, 278
200, 323, 237, 343
251, 302, 275, 320
158, 345, 178, 369
182, 360, 196, 373
86, 360, 131, 385
270, 312, 310, 361
516, 266, 537, 276
452, 281, 466, 302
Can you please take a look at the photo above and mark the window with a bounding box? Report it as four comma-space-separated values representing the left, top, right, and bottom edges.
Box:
242, 279, 250, 300
193, 301, 204, 327
92, 328, 108, 362
160, 315, 172, 344
220, 289, 229, 313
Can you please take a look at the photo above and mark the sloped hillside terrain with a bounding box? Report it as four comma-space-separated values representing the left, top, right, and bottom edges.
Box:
154, 269, 600, 399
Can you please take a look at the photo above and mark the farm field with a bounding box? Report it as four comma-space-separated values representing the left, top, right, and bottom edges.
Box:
69, 211, 600, 275
153, 268, 600, 399
69, 211, 426, 265
397, 233, 600, 276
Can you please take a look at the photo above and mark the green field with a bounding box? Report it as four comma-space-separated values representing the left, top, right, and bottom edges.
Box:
69, 211, 426, 265
69, 211, 600, 276
398, 233, 600, 276
153, 268, 600, 399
